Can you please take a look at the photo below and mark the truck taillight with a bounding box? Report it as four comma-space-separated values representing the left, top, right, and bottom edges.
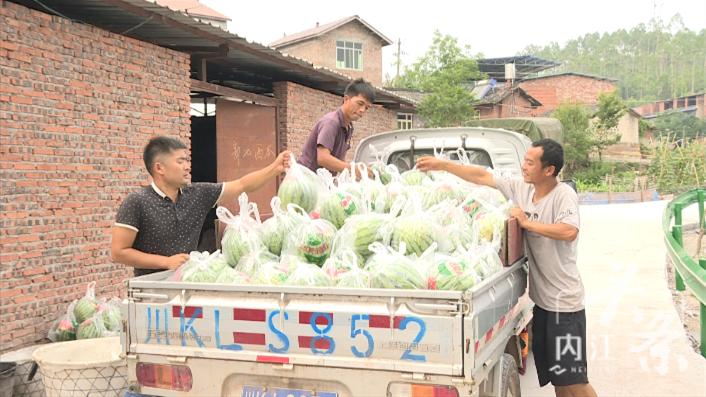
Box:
136, 363, 192, 391
389, 383, 459, 397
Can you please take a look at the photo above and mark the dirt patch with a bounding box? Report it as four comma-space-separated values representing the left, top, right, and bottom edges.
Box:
666, 225, 705, 354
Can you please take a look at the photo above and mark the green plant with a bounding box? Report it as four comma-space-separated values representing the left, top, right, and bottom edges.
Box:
648, 137, 706, 194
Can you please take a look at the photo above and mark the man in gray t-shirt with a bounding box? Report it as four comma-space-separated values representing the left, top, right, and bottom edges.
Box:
417, 139, 597, 397
298, 78, 375, 173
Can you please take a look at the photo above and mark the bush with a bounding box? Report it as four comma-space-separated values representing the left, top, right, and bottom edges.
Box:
648, 137, 706, 194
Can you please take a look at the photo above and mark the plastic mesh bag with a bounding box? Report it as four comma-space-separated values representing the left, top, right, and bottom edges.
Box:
218, 193, 264, 267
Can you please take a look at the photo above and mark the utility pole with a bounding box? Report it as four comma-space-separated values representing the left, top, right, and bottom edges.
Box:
395, 39, 403, 84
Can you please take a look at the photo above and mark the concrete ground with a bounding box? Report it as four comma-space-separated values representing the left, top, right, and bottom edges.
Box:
520, 200, 706, 397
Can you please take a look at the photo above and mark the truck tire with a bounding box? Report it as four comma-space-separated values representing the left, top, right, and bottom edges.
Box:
501, 353, 521, 397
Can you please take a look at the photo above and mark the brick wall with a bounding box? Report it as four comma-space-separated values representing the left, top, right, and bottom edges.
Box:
273, 81, 396, 161
276, 21, 385, 87
0, 2, 191, 353
519, 75, 616, 114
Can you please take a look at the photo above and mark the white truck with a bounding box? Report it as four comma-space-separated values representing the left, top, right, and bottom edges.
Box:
122, 127, 534, 397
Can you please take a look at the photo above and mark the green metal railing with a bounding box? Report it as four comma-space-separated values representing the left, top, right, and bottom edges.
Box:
663, 188, 706, 358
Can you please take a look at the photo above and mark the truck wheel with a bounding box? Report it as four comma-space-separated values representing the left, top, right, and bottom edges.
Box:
501, 353, 521, 397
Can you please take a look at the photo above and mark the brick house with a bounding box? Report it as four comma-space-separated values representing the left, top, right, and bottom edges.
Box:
270, 16, 392, 88
631, 92, 705, 120
519, 72, 641, 160
0, 0, 413, 353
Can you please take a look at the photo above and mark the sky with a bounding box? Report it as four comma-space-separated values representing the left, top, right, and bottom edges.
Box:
200, 0, 705, 81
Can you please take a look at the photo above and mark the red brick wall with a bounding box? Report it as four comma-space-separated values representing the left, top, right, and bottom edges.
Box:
0, 2, 191, 353
273, 81, 396, 162
276, 21, 385, 87
519, 75, 616, 115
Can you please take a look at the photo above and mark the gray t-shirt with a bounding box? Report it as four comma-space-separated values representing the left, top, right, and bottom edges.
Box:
494, 176, 584, 312
298, 108, 353, 172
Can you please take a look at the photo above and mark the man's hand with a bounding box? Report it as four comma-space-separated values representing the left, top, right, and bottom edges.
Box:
353, 163, 374, 181
273, 150, 292, 174
162, 253, 190, 270
510, 207, 529, 228
416, 156, 448, 172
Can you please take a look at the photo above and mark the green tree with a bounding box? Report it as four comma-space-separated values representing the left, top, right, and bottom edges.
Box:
651, 111, 706, 140
395, 31, 482, 127
552, 103, 593, 174
592, 91, 626, 161
521, 15, 705, 105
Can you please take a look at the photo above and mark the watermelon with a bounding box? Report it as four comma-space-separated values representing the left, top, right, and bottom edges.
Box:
221, 227, 262, 267
322, 250, 360, 280
251, 260, 293, 285
285, 219, 336, 266
215, 267, 251, 284
320, 192, 360, 229
346, 215, 386, 259
365, 252, 425, 289
370, 162, 392, 185
277, 167, 320, 213
101, 306, 122, 332
426, 256, 479, 291
423, 184, 458, 209
73, 297, 98, 325
391, 217, 436, 256
336, 268, 371, 288
401, 169, 428, 186
475, 211, 505, 243
54, 318, 76, 342
261, 213, 296, 256
236, 250, 279, 276
77, 317, 103, 340
285, 262, 332, 287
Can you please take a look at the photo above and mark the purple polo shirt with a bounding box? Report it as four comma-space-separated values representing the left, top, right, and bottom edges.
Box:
298, 108, 353, 171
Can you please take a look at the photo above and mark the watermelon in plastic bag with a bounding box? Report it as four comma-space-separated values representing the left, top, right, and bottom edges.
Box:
218, 194, 264, 267
261, 197, 298, 256
364, 243, 425, 289
278, 154, 325, 213
285, 262, 332, 287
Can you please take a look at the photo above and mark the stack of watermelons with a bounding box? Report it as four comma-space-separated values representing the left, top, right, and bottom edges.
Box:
48, 282, 122, 342
172, 155, 510, 292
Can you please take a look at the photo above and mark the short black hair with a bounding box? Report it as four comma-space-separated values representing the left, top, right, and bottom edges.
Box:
531, 138, 564, 177
344, 78, 375, 103
143, 136, 187, 176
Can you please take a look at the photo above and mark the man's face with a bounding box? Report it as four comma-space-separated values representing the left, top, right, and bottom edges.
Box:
154, 149, 191, 187
342, 94, 372, 122
521, 146, 554, 184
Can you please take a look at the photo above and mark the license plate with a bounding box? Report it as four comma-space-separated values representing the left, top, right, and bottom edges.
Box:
241, 385, 338, 397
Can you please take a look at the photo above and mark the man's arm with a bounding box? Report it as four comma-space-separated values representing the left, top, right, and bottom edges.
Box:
416, 156, 495, 188
510, 208, 579, 241
220, 150, 291, 204
110, 227, 189, 270
317, 146, 349, 173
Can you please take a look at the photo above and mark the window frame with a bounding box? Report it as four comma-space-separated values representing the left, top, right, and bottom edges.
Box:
396, 113, 413, 130
335, 40, 363, 71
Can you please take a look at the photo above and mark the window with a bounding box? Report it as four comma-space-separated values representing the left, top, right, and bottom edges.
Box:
663, 100, 673, 111
388, 148, 492, 172
687, 96, 697, 107
396, 113, 413, 130
336, 41, 363, 70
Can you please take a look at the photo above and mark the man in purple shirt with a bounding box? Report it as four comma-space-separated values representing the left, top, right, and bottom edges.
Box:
298, 78, 375, 173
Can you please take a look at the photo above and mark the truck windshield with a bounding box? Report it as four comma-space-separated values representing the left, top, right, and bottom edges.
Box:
388, 148, 492, 172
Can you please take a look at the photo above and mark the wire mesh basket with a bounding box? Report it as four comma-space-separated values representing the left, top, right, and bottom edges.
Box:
32, 337, 127, 397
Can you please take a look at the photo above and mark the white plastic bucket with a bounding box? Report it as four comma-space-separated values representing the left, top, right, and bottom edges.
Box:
31, 337, 127, 397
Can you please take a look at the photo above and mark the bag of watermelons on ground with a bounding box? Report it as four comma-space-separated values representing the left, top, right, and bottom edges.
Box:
218, 193, 265, 267
316, 168, 363, 229
76, 312, 108, 340
364, 242, 425, 289
47, 313, 77, 342
282, 204, 337, 266
260, 197, 298, 256
67, 282, 100, 328
278, 153, 326, 213
97, 298, 122, 335
171, 250, 230, 283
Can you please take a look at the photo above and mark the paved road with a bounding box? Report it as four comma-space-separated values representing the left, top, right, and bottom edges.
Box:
520, 200, 706, 397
